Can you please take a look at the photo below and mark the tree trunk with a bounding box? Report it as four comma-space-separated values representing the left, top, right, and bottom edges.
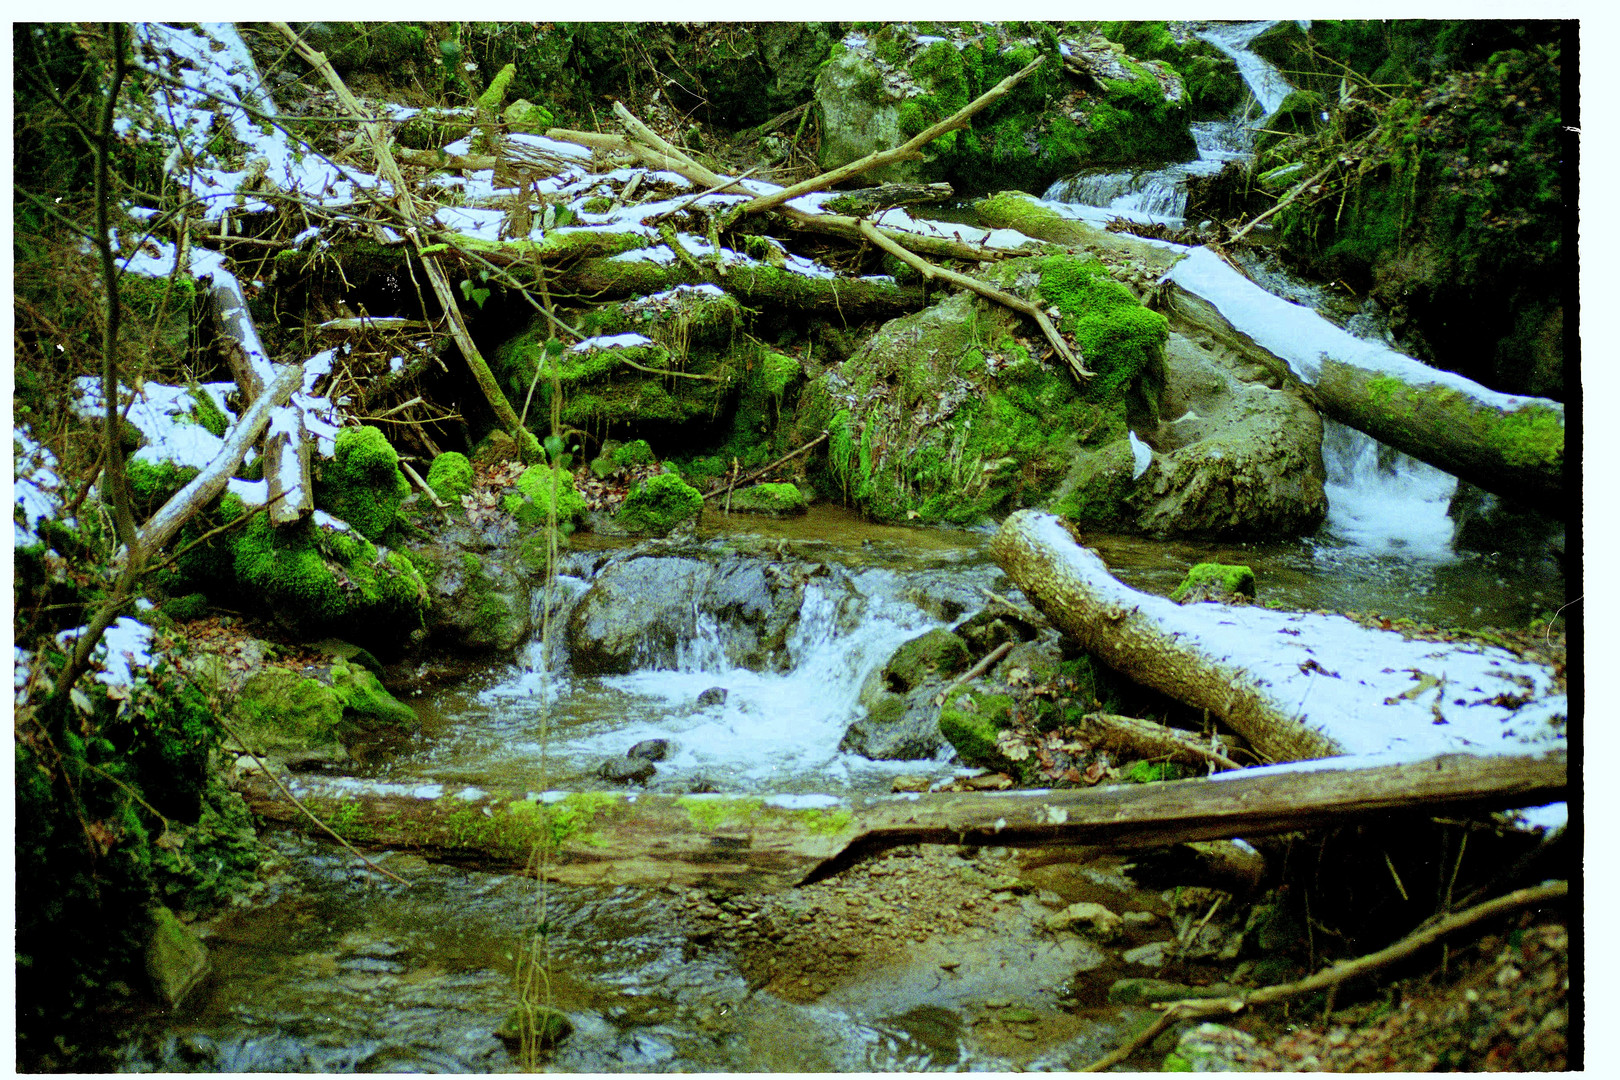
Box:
989, 510, 1568, 765
236, 751, 1564, 891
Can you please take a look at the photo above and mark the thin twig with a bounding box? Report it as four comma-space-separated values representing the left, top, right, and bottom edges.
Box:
647, 166, 761, 223
934, 641, 1015, 706
400, 459, 448, 509
702, 431, 830, 502
219, 714, 409, 886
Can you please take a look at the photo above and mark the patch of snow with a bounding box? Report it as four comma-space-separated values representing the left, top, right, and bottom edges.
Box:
312, 510, 350, 532
57, 616, 154, 688
1128, 431, 1152, 479
227, 478, 268, 506
1168, 247, 1564, 419
569, 333, 655, 352
1024, 512, 1567, 761
507, 132, 595, 161
763, 793, 846, 811
1509, 802, 1567, 834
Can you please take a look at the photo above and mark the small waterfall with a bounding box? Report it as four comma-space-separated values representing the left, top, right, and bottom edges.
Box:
1319, 421, 1458, 560
1194, 21, 1293, 115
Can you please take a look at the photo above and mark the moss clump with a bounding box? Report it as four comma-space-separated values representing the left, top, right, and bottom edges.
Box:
1487, 403, 1563, 473
501, 464, 586, 529
611, 439, 656, 468
316, 426, 411, 541
937, 687, 1020, 770
187, 386, 229, 437
725, 482, 807, 515
231, 516, 428, 646
884, 628, 971, 692
1033, 255, 1169, 428
124, 457, 199, 517
615, 472, 703, 534
231, 667, 345, 752
327, 658, 417, 728
426, 451, 475, 504
1170, 562, 1257, 604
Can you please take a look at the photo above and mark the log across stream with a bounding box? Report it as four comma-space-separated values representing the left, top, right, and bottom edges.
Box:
239, 752, 1565, 891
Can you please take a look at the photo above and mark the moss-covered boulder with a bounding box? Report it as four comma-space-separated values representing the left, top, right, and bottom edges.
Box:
613, 472, 703, 535
815, 25, 1194, 194
724, 482, 807, 515
502, 464, 587, 530
425, 451, 475, 505
229, 658, 416, 762
883, 628, 971, 692
145, 906, 210, 1009
1171, 562, 1257, 605
315, 426, 411, 541
799, 254, 1166, 525
406, 531, 535, 655
231, 514, 429, 649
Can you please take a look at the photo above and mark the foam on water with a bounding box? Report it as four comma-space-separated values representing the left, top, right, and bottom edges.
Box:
1319, 420, 1458, 559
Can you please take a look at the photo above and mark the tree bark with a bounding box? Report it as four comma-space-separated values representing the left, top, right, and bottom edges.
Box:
236, 751, 1564, 891
990, 510, 1567, 765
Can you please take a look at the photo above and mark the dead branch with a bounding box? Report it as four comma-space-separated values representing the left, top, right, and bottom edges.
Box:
1227, 160, 1337, 243
856, 218, 1092, 381
1079, 712, 1245, 772
740, 56, 1045, 216
934, 640, 1016, 706
1079, 878, 1569, 1071
704, 431, 830, 502
271, 22, 530, 451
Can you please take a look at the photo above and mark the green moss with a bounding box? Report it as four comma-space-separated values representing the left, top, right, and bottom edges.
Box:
316, 426, 410, 541
611, 439, 656, 468
937, 687, 1018, 768
1488, 403, 1563, 472
187, 386, 228, 438
679, 795, 764, 830
725, 482, 806, 514
884, 628, 971, 691
425, 451, 475, 504
795, 807, 854, 835
231, 667, 345, 749
124, 457, 199, 516
327, 658, 416, 727
1170, 563, 1257, 603
231, 516, 428, 645
502, 463, 586, 528
614, 472, 703, 534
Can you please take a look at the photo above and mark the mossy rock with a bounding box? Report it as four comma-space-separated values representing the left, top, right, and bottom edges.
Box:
231, 515, 428, 648
613, 472, 703, 535
426, 451, 475, 505
1170, 562, 1256, 605
883, 628, 971, 692
937, 687, 1023, 775
145, 906, 210, 1009
806, 256, 1165, 525
315, 426, 411, 541
724, 482, 807, 515
611, 439, 656, 468
501, 464, 586, 529
125, 457, 200, 517
231, 667, 346, 754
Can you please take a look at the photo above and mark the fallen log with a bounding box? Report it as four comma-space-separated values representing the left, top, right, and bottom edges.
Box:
236, 752, 1564, 891
1166, 247, 1565, 512
990, 510, 1568, 764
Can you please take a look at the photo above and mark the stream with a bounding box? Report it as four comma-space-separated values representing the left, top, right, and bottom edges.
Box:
107, 22, 1565, 1073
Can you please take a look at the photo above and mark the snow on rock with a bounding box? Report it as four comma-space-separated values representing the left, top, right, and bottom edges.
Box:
1024, 512, 1567, 762
56, 616, 155, 688
73, 378, 225, 472
568, 333, 655, 353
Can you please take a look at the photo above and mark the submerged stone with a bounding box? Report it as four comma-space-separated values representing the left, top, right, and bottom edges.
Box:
145, 906, 210, 1009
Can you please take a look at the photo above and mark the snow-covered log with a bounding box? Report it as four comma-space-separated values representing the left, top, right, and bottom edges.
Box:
990, 510, 1568, 765
1166, 247, 1565, 512
236, 752, 1565, 891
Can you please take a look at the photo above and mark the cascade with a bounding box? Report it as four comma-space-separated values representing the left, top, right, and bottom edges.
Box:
1043, 21, 1463, 558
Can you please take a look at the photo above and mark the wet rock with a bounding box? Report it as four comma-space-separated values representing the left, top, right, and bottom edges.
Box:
839, 685, 948, 761
1166, 1022, 1284, 1071
402, 519, 533, 654
882, 628, 970, 692
891, 774, 933, 793
1044, 901, 1125, 942
495, 1004, 573, 1050
600, 758, 656, 784
696, 687, 728, 707
146, 906, 210, 1008
567, 553, 808, 675
627, 738, 671, 762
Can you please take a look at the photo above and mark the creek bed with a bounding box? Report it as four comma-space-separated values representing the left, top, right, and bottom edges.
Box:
103, 505, 1562, 1072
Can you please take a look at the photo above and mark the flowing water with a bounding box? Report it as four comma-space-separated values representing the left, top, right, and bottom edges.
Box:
106, 23, 1567, 1073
